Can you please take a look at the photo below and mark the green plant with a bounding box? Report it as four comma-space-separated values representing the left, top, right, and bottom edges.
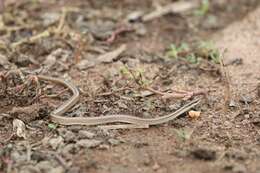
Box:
120, 66, 152, 87
166, 40, 220, 65
185, 53, 199, 64
195, 0, 210, 16
174, 129, 192, 141
167, 42, 189, 59
197, 41, 220, 63
48, 123, 57, 130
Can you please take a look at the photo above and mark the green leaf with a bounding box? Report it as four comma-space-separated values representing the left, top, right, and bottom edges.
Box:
194, 0, 209, 16
48, 123, 57, 129
185, 53, 198, 64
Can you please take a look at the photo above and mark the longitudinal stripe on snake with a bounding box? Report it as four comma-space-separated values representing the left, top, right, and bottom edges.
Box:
38, 75, 201, 126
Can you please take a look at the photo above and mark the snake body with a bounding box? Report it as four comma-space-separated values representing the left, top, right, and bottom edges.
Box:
38, 75, 200, 126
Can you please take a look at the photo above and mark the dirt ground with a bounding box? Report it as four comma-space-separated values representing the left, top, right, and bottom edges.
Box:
0, 0, 260, 173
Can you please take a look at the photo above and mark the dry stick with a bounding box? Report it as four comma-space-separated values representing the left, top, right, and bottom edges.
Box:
257, 83, 260, 97
56, 7, 67, 33
106, 25, 133, 44
11, 30, 51, 48
142, 1, 197, 22
220, 51, 231, 112
41, 88, 70, 98
97, 87, 131, 97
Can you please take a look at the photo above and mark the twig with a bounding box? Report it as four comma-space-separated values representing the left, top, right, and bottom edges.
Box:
11, 30, 51, 48
220, 52, 231, 112
142, 1, 197, 22
53, 153, 69, 170
97, 87, 131, 97
45, 151, 69, 170
55, 7, 80, 34
56, 7, 67, 34
145, 86, 207, 100
106, 25, 133, 44
41, 88, 69, 98
26, 142, 32, 162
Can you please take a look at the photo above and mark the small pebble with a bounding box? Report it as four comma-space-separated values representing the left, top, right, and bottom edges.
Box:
108, 138, 121, 146
244, 114, 250, 119
49, 136, 64, 150
37, 161, 54, 172
76, 139, 102, 148
78, 130, 96, 139
50, 166, 65, 173
63, 131, 76, 142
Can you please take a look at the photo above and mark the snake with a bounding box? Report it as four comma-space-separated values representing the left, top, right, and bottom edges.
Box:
37, 75, 201, 127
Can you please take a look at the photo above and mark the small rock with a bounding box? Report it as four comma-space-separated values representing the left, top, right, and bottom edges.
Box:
127, 11, 143, 22
97, 44, 126, 63
134, 23, 147, 36
0, 54, 10, 69
12, 54, 33, 67
116, 101, 128, 109
31, 151, 47, 162
12, 119, 27, 139
169, 103, 182, 110
49, 136, 64, 150
11, 151, 27, 163
229, 99, 238, 107
190, 148, 216, 161
138, 90, 153, 97
76, 139, 102, 148
76, 59, 96, 70
244, 114, 250, 119
68, 167, 80, 173
152, 162, 160, 171
108, 138, 121, 146
87, 20, 115, 40
239, 95, 253, 104
20, 165, 41, 173
78, 130, 96, 139
43, 54, 56, 69
63, 131, 76, 142
224, 121, 232, 129
232, 164, 247, 173
174, 150, 189, 158
225, 149, 248, 161
96, 128, 113, 137
98, 144, 110, 150
37, 161, 53, 172
133, 141, 149, 148
49, 166, 65, 173
242, 119, 250, 125
10, 105, 40, 124
61, 144, 76, 155
41, 12, 60, 26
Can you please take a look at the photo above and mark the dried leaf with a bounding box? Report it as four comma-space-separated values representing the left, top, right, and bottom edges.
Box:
188, 110, 201, 119
97, 44, 126, 63
0, 54, 10, 69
